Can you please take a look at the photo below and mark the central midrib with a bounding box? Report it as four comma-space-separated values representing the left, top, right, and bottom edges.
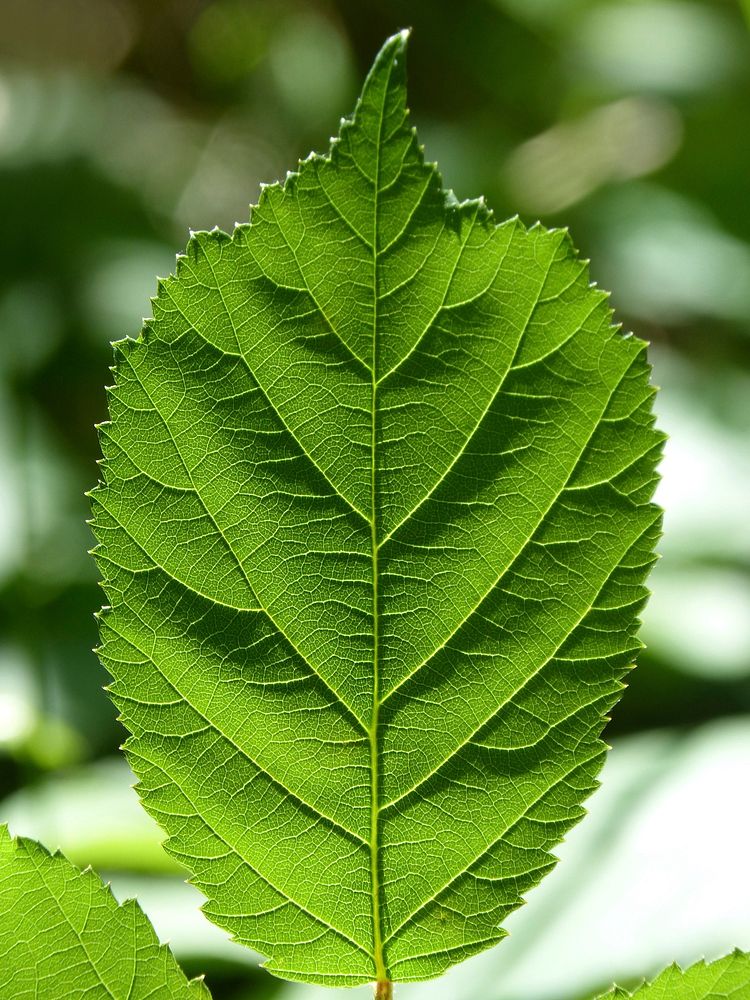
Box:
369, 68, 389, 989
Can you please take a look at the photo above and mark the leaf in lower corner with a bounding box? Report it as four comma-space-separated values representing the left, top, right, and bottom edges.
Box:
596, 951, 750, 999
90, 29, 663, 988
0, 826, 209, 999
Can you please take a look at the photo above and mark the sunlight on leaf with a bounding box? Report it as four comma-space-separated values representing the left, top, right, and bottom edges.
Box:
276, 720, 750, 1000
91, 31, 662, 987
0, 826, 210, 999
596, 951, 750, 999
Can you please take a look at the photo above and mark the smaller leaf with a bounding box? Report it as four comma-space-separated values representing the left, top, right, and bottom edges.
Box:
0, 825, 210, 1000
598, 951, 750, 999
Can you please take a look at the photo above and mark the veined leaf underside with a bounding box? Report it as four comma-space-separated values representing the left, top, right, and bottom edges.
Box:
598, 951, 750, 1000
0, 826, 209, 999
91, 31, 662, 987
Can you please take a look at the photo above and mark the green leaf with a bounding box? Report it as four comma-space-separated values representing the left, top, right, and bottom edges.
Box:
91, 30, 662, 988
0, 825, 210, 999
597, 952, 750, 999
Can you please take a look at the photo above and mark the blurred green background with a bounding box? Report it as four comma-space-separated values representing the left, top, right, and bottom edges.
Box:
0, 0, 749, 997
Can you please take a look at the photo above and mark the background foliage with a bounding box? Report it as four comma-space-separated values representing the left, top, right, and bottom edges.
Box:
0, 1, 748, 999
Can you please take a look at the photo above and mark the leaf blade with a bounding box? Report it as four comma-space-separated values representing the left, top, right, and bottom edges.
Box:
0, 826, 209, 1000
597, 952, 750, 999
92, 30, 662, 986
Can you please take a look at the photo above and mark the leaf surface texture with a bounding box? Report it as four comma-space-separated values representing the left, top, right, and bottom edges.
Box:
91, 31, 662, 986
599, 952, 750, 999
0, 826, 209, 999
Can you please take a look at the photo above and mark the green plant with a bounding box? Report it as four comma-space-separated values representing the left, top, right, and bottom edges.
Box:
0, 30, 746, 1000
600, 952, 750, 999
0, 827, 208, 999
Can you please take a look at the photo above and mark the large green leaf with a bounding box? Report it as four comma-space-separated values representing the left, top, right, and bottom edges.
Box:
598, 952, 750, 999
0, 825, 209, 999
91, 30, 662, 989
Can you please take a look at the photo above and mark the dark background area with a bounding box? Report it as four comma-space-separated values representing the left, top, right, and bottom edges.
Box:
0, 2, 749, 999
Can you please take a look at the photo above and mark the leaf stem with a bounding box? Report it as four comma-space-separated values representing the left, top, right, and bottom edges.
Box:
375, 981, 393, 1000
